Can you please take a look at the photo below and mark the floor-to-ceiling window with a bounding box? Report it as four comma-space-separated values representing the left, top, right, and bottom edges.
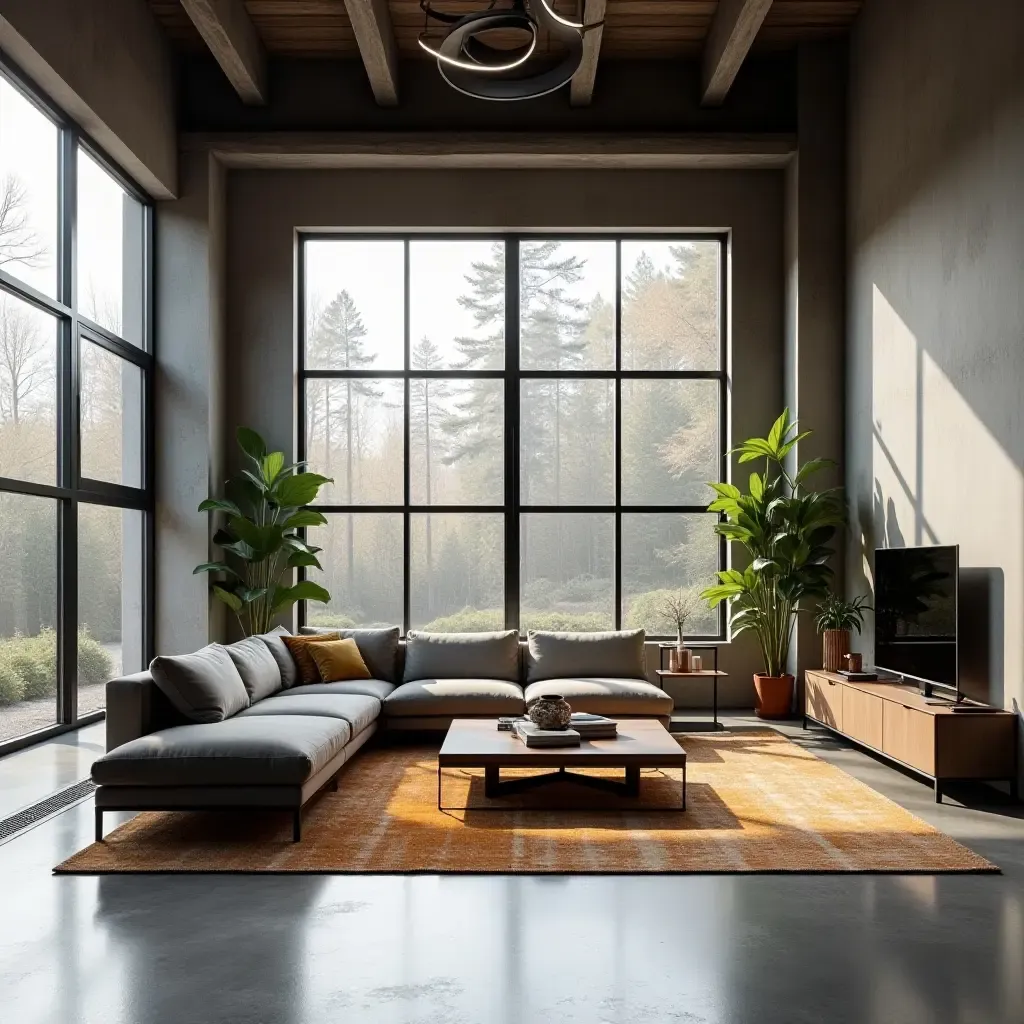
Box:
299, 235, 725, 639
0, 61, 153, 749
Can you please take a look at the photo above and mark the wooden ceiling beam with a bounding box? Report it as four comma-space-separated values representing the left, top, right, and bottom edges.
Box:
569, 0, 608, 108
701, 0, 773, 106
343, 0, 399, 106
180, 0, 268, 105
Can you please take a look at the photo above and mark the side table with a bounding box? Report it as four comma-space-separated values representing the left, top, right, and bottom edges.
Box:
656, 644, 727, 731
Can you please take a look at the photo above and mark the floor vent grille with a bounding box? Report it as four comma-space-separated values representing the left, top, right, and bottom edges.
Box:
0, 779, 96, 845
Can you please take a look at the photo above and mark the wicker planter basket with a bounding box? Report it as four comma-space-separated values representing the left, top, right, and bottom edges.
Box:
821, 629, 851, 673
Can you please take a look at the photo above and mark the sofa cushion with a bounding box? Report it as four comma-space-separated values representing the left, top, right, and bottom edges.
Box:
283, 632, 342, 684
403, 630, 519, 683
256, 625, 299, 689
301, 626, 401, 683
225, 635, 283, 703
523, 678, 672, 717
526, 629, 647, 684
92, 716, 348, 787
308, 638, 372, 682
286, 679, 396, 701
240, 693, 380, 738
149, 645, 250, 723
385, 679, 525, 718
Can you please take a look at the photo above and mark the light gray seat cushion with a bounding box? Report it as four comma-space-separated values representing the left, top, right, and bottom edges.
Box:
225, 635, 283, 703
385, 679, 525, 718
149, 644, 250, 723
92, 716, 348, 787
256, 625, 298, 689
241, 693, 380, 738
526, 629, 647, 684
300, 626, 401, 683
286, 679, 396, 701
523, 678, 673, 717
403, 630, 519, 683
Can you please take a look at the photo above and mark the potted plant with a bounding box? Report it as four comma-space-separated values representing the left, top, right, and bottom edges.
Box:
814, 593, 872, 672
193, 427, 334, 636
659, 587, 701, 671
701, 410, 844, 718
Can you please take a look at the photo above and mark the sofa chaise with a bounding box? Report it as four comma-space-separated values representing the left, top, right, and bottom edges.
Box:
92, 627, 672, 841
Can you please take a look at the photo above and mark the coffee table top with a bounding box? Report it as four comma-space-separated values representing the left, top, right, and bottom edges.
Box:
439, 718, 686, 768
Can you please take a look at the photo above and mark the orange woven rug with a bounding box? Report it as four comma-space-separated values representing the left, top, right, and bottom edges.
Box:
56, 728, 996, 874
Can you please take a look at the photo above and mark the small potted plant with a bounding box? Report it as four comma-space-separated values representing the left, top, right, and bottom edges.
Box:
814, 593, 872, 672
660, 587, 701, 671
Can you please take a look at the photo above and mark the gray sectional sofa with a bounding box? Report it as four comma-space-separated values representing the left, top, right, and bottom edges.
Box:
92, 627, 672, 841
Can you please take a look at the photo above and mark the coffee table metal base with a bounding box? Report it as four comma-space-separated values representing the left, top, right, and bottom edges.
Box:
437, 761, 686, 812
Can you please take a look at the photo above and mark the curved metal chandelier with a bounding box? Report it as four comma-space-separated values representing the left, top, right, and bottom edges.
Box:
418, 0, 602, 101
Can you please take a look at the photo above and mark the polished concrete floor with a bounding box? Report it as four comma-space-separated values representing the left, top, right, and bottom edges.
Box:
1, 717, 1023, 1024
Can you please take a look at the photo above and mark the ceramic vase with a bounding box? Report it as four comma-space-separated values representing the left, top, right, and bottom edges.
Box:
528, 694, 572, 730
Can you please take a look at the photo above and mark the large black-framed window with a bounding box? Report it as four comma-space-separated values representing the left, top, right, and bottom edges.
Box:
0, 58, 154, 752
298, 235, 726, 640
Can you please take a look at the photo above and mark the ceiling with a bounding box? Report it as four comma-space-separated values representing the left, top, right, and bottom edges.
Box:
149, 0, 861, 61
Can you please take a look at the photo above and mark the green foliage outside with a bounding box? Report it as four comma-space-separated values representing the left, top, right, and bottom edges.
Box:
307, 613, 357, 630
416, 608, 615, 633
0, 629, 112, 705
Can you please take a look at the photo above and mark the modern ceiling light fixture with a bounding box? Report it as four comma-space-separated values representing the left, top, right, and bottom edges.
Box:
418, 0, 603, 101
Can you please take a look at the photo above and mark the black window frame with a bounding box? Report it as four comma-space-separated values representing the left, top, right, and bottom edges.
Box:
297, 233, 727, 641
0, 56, 154, 755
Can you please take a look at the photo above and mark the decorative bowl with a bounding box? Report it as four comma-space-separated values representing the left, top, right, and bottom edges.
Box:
528, 694, 572, 730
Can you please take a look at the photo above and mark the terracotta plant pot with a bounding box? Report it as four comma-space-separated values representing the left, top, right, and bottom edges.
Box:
753, 673, 795, 719
821, 629, 851, 672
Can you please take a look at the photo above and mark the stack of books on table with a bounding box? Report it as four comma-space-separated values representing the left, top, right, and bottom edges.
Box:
569, 713, 618, 739
512, 721, 581, 748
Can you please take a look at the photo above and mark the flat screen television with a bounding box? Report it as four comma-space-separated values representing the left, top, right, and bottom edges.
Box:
875, 545, 959, 696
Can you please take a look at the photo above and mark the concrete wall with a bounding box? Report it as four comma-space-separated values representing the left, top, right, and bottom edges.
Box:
0, 0, 176, 197
154, 151, 227, 653
223, 166, 785, 704
784, 42, 847, 690
846, 0, 1024, 761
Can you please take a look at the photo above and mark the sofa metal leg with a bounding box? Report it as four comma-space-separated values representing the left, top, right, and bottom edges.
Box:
292, 809, 302, 842
329, 774, 339, 792
95, 808, 103, 843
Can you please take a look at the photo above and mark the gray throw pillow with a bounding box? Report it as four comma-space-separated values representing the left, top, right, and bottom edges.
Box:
526, 629, 647, 684
225, 635, 283, 703
257, 625, 299, 688
403, 630, 519, 683
150, 644, 250, 723
300, 626, 401, 682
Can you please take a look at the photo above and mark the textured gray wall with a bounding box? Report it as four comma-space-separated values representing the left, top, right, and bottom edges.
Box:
846, 0, 1024, 758
223, 167, 785, 704
0, 0, 177, 197
154, 151, 227, 653
784, 43, 847, 690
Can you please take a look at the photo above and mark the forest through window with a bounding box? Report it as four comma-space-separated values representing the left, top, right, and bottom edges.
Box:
0, 64, 151, 746
300, 236, 724, 638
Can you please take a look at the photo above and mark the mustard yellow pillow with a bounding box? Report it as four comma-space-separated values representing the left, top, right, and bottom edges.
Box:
307, 638, 372, 683
282, 632, 341, 685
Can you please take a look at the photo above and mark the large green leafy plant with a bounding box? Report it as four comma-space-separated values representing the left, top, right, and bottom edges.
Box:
701, 410, 845, 677
194, 428, 333, 636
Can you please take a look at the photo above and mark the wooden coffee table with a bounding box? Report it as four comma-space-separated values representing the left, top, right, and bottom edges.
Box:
437, 718, 687, 811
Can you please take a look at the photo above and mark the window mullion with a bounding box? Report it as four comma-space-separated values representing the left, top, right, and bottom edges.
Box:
505, 237, 520, 635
